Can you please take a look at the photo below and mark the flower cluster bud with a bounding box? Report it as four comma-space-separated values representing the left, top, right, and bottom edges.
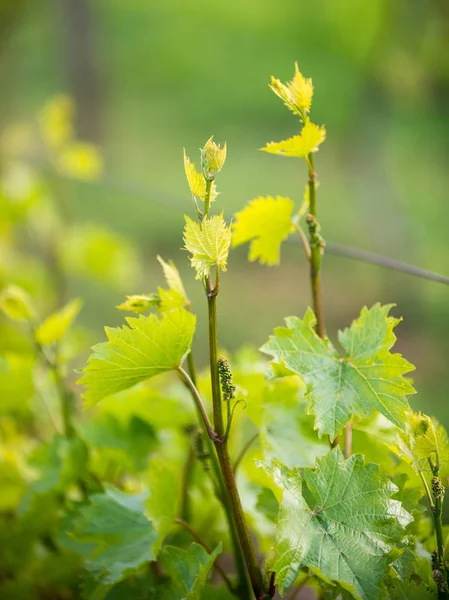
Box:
432, 476, 445, 501
218, 356, 236, 402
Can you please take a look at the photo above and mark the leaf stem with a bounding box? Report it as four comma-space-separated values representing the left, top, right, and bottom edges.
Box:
233, 433, 260, 473
206, 281, 269, 600
204, 179, 213, 219
419, 469, 435, 511
34, 338, 74, 438
177, 367, 219, 443
180, 439, 195, 522
175, 518, 237, 595
344, 423, 353, 458
179, 360, 251, 598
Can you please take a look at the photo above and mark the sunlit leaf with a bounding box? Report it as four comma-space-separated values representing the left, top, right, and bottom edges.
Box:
261, 120, 326, 158
0, 284, 35, 322
56, 142, 103, 180
232, 196, 294, 265
261, 304, 415, 439
39, 95, 74, 149
36, 298, 83, 345
269, 63, 314, 116
157, 255, 189, 303
183, 215, 231, 280
117, 294, 161, 314
79, 309, 196, 406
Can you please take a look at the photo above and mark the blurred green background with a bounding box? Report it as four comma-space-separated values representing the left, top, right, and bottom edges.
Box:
1, 0, 448, 420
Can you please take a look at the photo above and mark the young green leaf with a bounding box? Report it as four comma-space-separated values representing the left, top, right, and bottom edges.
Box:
232, 196, 294, 265
261, 304, 415, 439
388, 580, 436, 600
35, 298, 83, 345
0, 284, 35, 322
79, 309, 196, 406
269, 63, 314, 116
265, 448, 412, 599
183, 150, 217, 202
157, 255, 189, 304
183, 215, 231, 280
68, 486, 157, 593
116, 294, 161, 314
160, 542, 221, 600
261, 120, 326, 158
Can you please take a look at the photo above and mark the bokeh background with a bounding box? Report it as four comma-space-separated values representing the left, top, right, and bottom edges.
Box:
1, 1, 449, 421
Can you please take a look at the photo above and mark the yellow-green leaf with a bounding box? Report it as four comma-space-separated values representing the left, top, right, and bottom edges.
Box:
183, 150, 217, 202
269, 63, 314, 116
261, 120, 326, 158
116, 294, 160, 314
36, 298, 83, 345
157, 255, 189, 305
183, 214, 231, 280
232, 196, 294, 265
78, 309, 196, 406
38, 95, 74, 149
0, 284, 35, 322
56, 142, 103, 181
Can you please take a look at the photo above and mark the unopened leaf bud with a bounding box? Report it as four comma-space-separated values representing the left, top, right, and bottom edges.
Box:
201, 136, 227, 181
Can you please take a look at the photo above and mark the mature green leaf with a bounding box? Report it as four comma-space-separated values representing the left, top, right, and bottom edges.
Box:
82, 413, 158, 471
69, 486, 157, 593
261, 304, 415, 439
265, 448, 411, 599
183, 215, 231, 280
260, 378, 329, 468
36, 298, 83, 345
388, 580, 436, 600
160, 543, 221, 600
79, 309, 196, 406
232, 196, 294, 265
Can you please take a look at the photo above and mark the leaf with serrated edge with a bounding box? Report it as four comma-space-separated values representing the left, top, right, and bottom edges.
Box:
232, 196, 294, 265
160, 542, 221, 599
183, 214, 231, 280
265, 448, 412, 600
36, 298, 83, 345
78, 309, 196, 406
68, 486, 157, 592
261, 120, 326, 158
157, 255, 189, 303
261, 304, 415, 439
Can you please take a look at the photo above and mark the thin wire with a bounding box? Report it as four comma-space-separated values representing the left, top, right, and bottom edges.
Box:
325, 241, 449, 287
4, 152, 449, 289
